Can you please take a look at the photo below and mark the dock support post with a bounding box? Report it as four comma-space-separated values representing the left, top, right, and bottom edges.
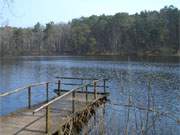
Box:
94, 81, 97, 99
86, 85, 88, 104
46, 106, 51, 134
57, 80, 61, 96
72, 91, 75, 113
28, 86, 31, 109
103, 79, 106, 93
46, 83, 49, 102
81, 79, 84, 92
58, 122, 62, 135
58, 128, 62, 135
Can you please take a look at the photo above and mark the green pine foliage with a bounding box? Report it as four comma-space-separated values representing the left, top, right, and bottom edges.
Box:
0, 5, 179, 57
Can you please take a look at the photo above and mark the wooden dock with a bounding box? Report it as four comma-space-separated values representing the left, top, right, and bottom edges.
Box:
0, 77, 108, 135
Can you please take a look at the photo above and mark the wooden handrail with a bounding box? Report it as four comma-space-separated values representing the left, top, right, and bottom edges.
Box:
56, 76, 108, 81
30, 78, 107, 134
33, 83, 89, 114
0, 81, 52, 97
0, 76, 108, 135
33, 78, 106, 114
0, 86, 27, 97
55, 82, 109, 88
56, 76, 97, 80
0, 78, 108, 98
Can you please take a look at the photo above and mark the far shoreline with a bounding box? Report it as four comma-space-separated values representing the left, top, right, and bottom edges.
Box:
0, 53, 180, 58
1, 54, 179, 64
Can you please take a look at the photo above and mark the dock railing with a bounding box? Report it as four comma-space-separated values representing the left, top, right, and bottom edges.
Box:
32, 78, 108, 134
0, 81, 54, 109
0, 77, 108, 134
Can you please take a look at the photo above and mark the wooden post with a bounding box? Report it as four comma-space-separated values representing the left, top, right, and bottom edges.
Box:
28, 86, 31, 109
81, 79, 83, 92
46, 106, 51, 134
46, 83, 49, 102
58, 122, 62, 135
86, 85, 88, 104
57, 80, 61, 96
94, 81, 97, 99
103, 79, 106, 93
72, 90, 75, 113
58, 128, 62, 135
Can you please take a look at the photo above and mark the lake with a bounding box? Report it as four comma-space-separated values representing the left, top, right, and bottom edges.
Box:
0, 56, 180, 135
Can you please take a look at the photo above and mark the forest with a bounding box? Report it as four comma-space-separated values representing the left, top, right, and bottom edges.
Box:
0, 5, 179, 57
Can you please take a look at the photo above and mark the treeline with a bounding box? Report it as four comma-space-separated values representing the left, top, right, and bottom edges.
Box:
0, 5, 179, 57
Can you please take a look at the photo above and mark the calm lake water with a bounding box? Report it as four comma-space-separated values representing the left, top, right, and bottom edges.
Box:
0, 56, 180, 135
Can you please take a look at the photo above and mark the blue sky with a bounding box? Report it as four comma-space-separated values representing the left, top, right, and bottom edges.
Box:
4, 0, 180, 27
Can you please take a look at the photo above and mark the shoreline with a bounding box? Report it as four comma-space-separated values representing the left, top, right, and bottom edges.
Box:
0, 53, 180, 58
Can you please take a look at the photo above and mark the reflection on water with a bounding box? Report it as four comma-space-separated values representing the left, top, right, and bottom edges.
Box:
0, 56, 180, 135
